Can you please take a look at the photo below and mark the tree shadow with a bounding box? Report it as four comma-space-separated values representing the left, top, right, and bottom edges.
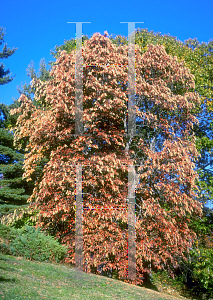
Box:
0, 276, 16, 283
142, 277, 159, 292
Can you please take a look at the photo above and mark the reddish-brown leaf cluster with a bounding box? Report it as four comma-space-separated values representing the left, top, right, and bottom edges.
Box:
10, 32, 203, 286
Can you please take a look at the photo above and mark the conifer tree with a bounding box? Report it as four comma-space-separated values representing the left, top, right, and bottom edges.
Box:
0, 27, 17, 86
0, 100, 36, 222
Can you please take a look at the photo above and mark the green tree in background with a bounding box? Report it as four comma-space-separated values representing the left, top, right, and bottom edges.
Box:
0, 100, 35, 222
0, 127, 32, 205
0, 27, 17, 86
0, 26, 28, 221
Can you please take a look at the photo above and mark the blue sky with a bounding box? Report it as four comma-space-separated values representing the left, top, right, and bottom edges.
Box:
1, 0, 213, 209
1, 0, 213, 106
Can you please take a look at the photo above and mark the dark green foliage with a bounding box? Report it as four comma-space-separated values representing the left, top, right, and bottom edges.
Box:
0, 100, 22, 130
8, 225, 68, 263
0, 98, 35, 211
170, 207, 213, 299
0, 222, 18, 240
0, 27, 17, 86
187, 247, 213, 298
0, 126, 34, 206
0, 242, 12, 255
0, 222, 18, 255
187, 206, 213, 248
0, 103, 10, 127
172, 247, 213, 299
193, 101, 213, 208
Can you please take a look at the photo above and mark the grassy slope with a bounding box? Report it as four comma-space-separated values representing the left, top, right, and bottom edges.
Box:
0, 253, 189, 300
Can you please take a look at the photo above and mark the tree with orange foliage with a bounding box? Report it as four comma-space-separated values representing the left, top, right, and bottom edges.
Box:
10, 32, 203, 286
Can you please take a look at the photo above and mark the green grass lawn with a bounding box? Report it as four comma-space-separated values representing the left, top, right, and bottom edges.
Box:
0, 253, 190, 300
0, 219, 210, 299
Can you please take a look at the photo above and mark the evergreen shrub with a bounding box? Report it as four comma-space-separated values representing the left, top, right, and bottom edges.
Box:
8, 225, 68, 263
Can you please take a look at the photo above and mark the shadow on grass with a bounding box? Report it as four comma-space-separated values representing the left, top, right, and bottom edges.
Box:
142, 279, 159, 292
0, 276, 16, 283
